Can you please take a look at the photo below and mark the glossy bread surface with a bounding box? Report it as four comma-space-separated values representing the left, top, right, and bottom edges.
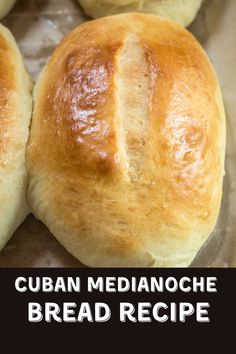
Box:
27, 13, 225, 267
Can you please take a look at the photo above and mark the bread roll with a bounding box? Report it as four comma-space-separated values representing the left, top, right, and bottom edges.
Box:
0, 24, 32, 251
78, 0, 202, 27
27, 13, 225, 267
0, 0, 16, 19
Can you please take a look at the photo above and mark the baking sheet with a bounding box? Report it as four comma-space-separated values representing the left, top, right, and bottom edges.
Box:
0, 0, 235, 267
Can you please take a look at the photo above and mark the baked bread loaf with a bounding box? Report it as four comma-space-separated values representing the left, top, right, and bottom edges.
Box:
78, 0, 202, 27
0, 0, 16, 19
27, 13, 225, 267
0, 23, 32, 251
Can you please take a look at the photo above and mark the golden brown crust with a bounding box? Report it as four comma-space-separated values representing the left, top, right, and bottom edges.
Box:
0, 24, 33, 250
27, 13, 225, 267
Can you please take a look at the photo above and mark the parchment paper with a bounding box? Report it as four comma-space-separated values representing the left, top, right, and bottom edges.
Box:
0, 0, 235, 267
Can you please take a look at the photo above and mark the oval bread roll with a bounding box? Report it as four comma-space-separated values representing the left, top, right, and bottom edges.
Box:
78, 0, 202, 27
0, 0, 16, 20
0, 23, 32, 250
27, 13, 226, 267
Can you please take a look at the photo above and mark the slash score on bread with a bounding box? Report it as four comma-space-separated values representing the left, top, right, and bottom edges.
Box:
27, 13, 226, 267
